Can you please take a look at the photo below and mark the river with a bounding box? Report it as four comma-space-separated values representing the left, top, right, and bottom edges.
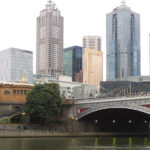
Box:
0, 136, 150, 150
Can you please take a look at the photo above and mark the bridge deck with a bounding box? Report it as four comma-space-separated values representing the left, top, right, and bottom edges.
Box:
75, 95, 150, 104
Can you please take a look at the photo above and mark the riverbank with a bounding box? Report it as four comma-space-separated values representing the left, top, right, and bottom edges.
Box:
0, 129, 149, 137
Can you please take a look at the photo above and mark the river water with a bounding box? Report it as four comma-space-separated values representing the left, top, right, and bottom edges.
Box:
0, 136, 150, 150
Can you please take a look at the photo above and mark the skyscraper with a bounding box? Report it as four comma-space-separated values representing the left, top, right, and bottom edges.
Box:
106, 1, 141, 80
82, 35, 103, 88
0, 48, 33, 83
36, 1, 64, 77
64, 46, 83, 82
83, 36, 101, 51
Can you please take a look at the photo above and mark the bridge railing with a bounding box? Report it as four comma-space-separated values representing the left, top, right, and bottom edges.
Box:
75, 94, 150, 104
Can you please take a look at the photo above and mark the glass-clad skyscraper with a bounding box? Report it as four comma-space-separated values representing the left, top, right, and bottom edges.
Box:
64, 46, 82, 82
106, 1, 141, 80
0, 48, 33, 83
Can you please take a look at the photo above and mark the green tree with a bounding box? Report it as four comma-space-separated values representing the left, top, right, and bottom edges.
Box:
24, 83, 62, 124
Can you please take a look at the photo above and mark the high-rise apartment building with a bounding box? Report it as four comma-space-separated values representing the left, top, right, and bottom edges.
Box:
106, 1, 141, 80
0, 48, 33, 83
83, 48, 103, 88
36, 1, 64, 77
64, 46, 83, 82
83, 36, 101, 51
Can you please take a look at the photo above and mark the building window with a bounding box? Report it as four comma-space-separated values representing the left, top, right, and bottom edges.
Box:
13, 90, 16, 95
122, 69, 124, 78
24, 90, 27, 95
17, 90, 19, 95
4, 90, 10, 95
21, 90, 23, 95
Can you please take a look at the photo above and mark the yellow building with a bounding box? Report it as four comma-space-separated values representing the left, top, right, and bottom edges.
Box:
0, 82, 33, 104
83, 48, 103, 88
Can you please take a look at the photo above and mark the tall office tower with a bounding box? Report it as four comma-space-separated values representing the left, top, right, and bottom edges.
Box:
83, 36, 101, 51
106, 0, 141, 80
64, 46, 83, 82
0, 48, 33, 83
36, 1, 64, 77
83, 48, 103, 88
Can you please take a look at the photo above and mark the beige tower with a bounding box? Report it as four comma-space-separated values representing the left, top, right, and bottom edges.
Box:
82, 35, 103, 89
36, 1, 64, 77
83, 48, 103, 88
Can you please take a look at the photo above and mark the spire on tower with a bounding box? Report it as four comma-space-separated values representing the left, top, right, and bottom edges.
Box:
121, 0, 125, 5
47, 0, 56, 8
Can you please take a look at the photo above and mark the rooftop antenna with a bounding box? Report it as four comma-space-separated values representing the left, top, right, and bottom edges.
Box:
121, 0, 125, 5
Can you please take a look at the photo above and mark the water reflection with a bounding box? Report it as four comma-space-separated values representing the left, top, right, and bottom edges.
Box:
128, 137, 132, 150
144, 137, 148, 146
113, 137, 116, 150
0, 136, 150, 150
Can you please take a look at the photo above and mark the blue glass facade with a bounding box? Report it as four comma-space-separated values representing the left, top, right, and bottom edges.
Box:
106, 4, 141, 80
64, 46, 82, 82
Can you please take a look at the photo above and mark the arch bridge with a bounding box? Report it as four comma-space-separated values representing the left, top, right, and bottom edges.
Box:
75, 95, 150, 120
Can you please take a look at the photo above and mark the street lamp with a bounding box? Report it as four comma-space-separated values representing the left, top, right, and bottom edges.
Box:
129, 120, 132, 124
113, 120, 116, 123
144, 120, 147, 123
95, 120, 98, 123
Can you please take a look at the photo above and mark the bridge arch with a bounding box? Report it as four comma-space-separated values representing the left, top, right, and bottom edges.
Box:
77, 105, 150, 120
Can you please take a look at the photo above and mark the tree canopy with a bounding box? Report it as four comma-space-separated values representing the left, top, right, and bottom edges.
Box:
24, 83, 62, 124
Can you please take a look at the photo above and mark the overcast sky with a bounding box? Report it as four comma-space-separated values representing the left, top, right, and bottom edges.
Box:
0, 0, 149, 80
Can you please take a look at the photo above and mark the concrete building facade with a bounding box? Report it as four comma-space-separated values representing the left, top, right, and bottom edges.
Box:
83, 36, 101, 51
33, 74, 98, 99
36, 1, 64, 77
106, 1, 141, 80
0, 48, 33, 83
83, 48, 103, 88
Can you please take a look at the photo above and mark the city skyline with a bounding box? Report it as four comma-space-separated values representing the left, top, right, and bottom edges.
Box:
0, 0, 149, 80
